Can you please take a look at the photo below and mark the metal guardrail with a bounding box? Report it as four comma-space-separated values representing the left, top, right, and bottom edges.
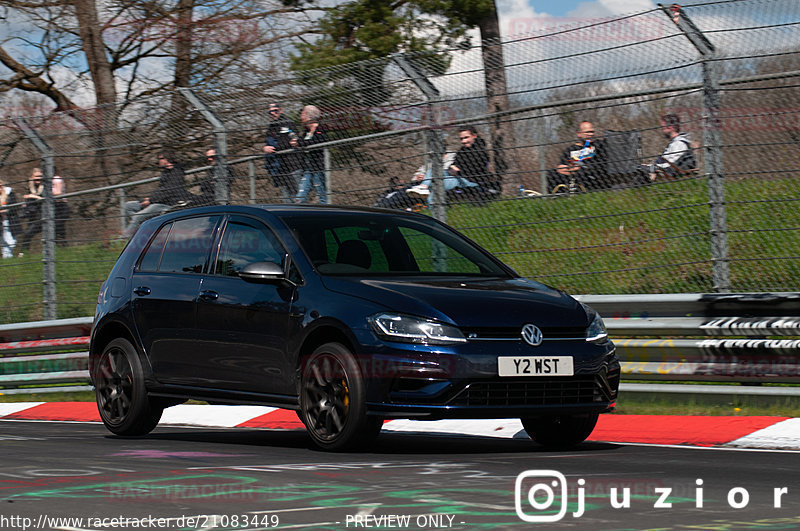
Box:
0, 317, 92, 395
1, 293, 799, 395
578, 292, 800, 396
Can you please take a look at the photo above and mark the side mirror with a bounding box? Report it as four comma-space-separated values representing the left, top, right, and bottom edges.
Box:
238, 261, 285, 283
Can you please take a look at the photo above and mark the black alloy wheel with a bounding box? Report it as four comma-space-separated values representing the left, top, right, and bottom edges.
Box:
299, 342, 381, 451
94, 338, 162, 436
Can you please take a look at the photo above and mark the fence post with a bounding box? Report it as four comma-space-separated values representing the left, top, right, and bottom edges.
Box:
248, 159, 256, 204
324, 148, 332, 205
178, 88, 230, 204
16, 119, 57, 320
393, 54, 446, 224
662, 3, 730, 292
119, 188, 127, 231
536, 111, 549, 194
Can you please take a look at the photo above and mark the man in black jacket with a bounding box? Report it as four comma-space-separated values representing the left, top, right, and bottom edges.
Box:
263, 102, 302, 203
448, 126, 497, 200
123, 149, 193, 237
549, 121, 610, 192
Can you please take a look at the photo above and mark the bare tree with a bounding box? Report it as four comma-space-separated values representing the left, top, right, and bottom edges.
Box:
0, 0, 326, 112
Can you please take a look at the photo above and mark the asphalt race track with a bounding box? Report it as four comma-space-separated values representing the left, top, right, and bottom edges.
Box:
2, 419, 800, 530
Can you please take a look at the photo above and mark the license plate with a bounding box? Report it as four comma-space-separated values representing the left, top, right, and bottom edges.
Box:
498, 356, 574, 376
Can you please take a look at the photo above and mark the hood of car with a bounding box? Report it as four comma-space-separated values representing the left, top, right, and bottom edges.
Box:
321, 276, 589, 328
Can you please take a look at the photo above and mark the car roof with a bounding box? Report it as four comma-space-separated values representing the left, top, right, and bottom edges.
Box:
159, 203, 429, 219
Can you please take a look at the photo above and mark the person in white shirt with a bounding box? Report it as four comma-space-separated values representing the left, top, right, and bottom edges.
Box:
648, 114, 696, 180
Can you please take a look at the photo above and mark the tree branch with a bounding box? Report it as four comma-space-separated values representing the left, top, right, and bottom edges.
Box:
0, 43, 79, 111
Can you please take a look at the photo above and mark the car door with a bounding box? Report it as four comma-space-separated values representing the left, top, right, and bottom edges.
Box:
131, 215, 221, 385
194, 214, 296, 395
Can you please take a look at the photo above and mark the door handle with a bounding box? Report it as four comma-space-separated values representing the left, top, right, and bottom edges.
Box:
133, 286, 151, 296
199, 290, 219, 301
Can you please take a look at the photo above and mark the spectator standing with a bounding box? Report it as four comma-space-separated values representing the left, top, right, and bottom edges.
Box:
123, 149, 192, 238
17, 168, 67, 257
448, 126, 495, 199
263, 102, 302, 203
647, 114, 696, 180
294, 105, 329, 204
0, 179, 21, 258
196, 147, 236, 206
550, 121, 609, 192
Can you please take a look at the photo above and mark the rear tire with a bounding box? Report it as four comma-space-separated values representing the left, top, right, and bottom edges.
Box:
521, 413, 599, 448
94, 338, 162, 436
299, 342, 381, 451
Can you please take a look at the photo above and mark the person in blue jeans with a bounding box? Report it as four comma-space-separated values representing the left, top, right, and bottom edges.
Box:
263, 102, 302, 203
294, 105, 329, 204
406, 152, 478, 205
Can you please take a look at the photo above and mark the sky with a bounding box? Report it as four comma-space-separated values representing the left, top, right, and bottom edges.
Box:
496, 0, 660, 38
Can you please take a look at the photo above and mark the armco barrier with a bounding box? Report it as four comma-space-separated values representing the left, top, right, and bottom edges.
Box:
577, 292, 800, 396
0, 317, 93, 394
1, 293, 799, 395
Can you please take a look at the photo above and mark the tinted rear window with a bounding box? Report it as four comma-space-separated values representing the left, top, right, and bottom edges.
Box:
138, 223, 171, 272
142, 216, 219, 274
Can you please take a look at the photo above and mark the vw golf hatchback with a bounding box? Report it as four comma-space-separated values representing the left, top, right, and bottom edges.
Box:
90, 205, 619, 450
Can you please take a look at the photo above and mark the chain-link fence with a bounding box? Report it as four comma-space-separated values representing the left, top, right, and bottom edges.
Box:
0, 0, 798, 324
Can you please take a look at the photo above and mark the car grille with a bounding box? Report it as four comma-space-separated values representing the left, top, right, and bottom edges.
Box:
448, 376, 601, 406
461, 326, 586, 340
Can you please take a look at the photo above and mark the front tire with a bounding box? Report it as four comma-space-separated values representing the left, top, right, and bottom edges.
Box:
94, 338, 162, 436
299, 342, 381, 451
521, 413, 599, 448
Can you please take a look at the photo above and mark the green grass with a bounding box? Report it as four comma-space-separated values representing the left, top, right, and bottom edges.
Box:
0, 390, 96, 402
614, 390, 800, 417
448, 177, 800, 294
1, 177, 797, 324
0, 240, 125, 324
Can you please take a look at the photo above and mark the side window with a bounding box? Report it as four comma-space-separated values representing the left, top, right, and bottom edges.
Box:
158, 216, 219, 274
138, 223, 171, 272
215, 216, 285, 277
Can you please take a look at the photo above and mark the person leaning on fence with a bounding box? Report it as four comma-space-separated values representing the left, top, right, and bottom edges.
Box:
548, 121, 610, 193
294, 105, 329, 204
195, 147, 236, 206
123, 149, 193, 238
448, 125, 497, 201
646, 113, 696, 181
17, 168, 67, 257
263, 102, 303, 203
0, 179, 22, 258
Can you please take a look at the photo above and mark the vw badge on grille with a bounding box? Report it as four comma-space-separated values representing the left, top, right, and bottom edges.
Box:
521, 323, 543, 346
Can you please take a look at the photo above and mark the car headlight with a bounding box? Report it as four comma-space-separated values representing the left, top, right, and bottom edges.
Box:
368, 313, 467, 345
584, 308, 609, 343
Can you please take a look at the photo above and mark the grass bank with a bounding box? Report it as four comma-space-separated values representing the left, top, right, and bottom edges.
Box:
2, 177, 797, 324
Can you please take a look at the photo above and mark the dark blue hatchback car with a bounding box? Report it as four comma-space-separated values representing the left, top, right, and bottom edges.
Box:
90, 205, 619, 450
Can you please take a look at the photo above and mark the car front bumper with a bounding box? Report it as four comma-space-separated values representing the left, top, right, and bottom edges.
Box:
353, 329, 619, 420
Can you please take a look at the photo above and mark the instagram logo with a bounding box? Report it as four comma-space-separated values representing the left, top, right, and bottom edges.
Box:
515, 470, 789, 521
515, 470, 574, 522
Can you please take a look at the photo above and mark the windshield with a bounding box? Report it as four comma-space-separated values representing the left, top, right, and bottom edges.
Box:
280, 213, 512, 278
